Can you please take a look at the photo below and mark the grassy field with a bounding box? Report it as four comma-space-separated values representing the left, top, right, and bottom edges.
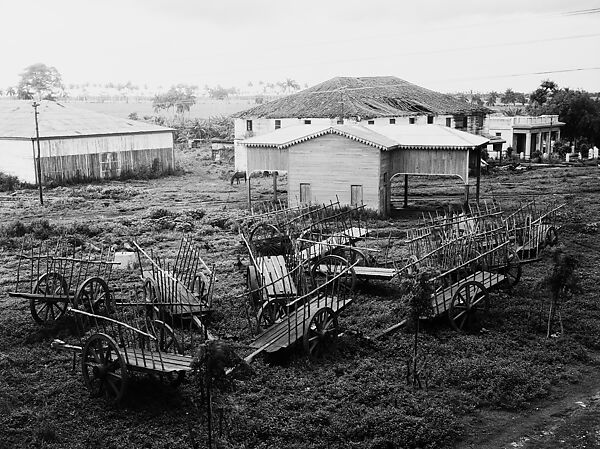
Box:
67, 99, 255, 119
0, 150, 599, 448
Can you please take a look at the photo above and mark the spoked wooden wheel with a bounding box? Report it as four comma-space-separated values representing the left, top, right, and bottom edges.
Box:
501, 249, 522, 288
145, 320, 185, 388
249, 222, 290, 257
310, 254, 356, 295
448, 281, 489, 332
246, 266, 264, 309
81, 333, 128, 404
31, 272, 69, 324
256, 299, 286, 329
74, 277, 112, 317
545, 226, 558, 246
333, 247, 369, 267
303, 307, 338, 358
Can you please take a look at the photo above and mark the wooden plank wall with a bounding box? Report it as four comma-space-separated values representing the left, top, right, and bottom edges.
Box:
40, 147, 174, 184
389, 148, 468, 182
247, 147, 289, 172
287, 134, 380, 210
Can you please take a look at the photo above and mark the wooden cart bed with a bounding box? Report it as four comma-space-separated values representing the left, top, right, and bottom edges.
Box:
255, 255, 297, 297
249, 295, 354, 353
299, 226, 368, 262
430, 270, 506, 317
122, 349, 194, 373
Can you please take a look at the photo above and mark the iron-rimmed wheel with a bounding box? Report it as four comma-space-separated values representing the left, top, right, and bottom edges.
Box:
74, 277, 112, 317
545, 226, 558, 246
448, 280, 489, 332
256, 299, 286, 330
249, 222, 290, 257
31, 272, 68, 324
501, 249, 522, 288
310, 254, 356, 295
303, 307, 338, 358
246, 266, 263, 308
81, 333, 128, 404
333, 247, 369, 267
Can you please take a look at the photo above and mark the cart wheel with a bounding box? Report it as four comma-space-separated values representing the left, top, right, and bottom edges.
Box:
142, 278, 161, 320
501, 249, 522, 288
148, 320, 185, 388
31, 272, 69, 324
74, 277, 112, 317
246, 266, 263, 308
249, 222, 289, 256
303, 307, 338, 358
256, 299, 286, 329
448, 281, 489, 332
333, 247, 369, 267
310, 254, 356, 295
81, 333, 128, 404
545, 226, 558, 246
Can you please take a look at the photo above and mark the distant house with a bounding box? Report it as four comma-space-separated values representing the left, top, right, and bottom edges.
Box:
487, 115, 564, 160
241, 124, 489, 216
232, 76, 491, 172
0, 100, 174, 184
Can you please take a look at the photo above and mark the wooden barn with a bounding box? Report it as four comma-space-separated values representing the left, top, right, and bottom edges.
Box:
242, 124, 489, 216
0, 100, 174, 185
233, 76, 491, 172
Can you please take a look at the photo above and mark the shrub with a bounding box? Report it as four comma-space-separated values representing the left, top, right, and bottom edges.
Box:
531, 150, 542, 163
0, 172, 21, 192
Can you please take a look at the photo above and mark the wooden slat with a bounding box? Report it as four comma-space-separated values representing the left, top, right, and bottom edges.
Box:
123, 349, 193, 372
143, 270, 203, 315
256, 255, 297, 297
299, 226, 368, 262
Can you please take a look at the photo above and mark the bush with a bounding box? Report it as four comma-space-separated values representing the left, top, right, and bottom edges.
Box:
531, 150, 542, 163
0, 172, 21, 192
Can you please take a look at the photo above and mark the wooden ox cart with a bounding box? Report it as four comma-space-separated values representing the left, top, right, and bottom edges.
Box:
503, 200, 565, 263
51, 286, 203, 404
8, 237, 118, 324
134, 236, 216, 339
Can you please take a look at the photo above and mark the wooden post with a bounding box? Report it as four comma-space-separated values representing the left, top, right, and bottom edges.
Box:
476, 147, 481, 203
403, 174, 408, 208
247, 173, 252, 212
273, 171, 278, 202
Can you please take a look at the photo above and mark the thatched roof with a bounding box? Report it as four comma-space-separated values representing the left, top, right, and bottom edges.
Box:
0, 100, 172, 140
233, 76, 491, 120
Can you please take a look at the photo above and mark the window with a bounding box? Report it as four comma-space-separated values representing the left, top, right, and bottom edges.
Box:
496, 132, 501, 137
304, 119, 311, 125
463, 117, 468, 128
351, 185, 363, 206
300, 183, 311, 204
275, 119, 281, 129
409, 117, 416, 124
367, 120, 375, 125
337, 118, 344, 124
446, 117, 452, 127
100, 152, 120, 178
427, 115, 434, 124
246, 120, 253, 131
389, 118, 396, 124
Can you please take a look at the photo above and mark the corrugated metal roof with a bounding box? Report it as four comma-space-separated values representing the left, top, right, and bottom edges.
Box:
0, 100, 172, 139
242, 124, 489, 150
233, 76, 492, 119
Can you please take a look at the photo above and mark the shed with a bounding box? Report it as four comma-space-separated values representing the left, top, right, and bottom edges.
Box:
0, 100, 174, 184
242, 124, 489, 216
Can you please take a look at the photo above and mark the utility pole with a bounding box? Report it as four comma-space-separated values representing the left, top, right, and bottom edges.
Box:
32, 102, 44, 205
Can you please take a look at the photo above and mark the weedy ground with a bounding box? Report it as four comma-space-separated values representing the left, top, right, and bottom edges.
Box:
0, 148, 599, 449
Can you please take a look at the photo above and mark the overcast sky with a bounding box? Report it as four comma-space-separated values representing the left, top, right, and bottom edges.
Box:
2, 0, 600, 93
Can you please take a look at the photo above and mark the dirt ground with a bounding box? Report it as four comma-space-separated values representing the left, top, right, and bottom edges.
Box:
1, 148, 599, 448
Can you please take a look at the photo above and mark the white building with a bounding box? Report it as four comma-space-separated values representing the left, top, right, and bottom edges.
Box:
0, 100, 174, 184
232, 76, 491, 172
487, 115, 564, 160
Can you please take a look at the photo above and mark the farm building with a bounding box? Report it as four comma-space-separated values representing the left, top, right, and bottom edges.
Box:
242, 124, 489, 216
232, 76, 491, 171
0, 100, 174, 185
487, 114, 564, 160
